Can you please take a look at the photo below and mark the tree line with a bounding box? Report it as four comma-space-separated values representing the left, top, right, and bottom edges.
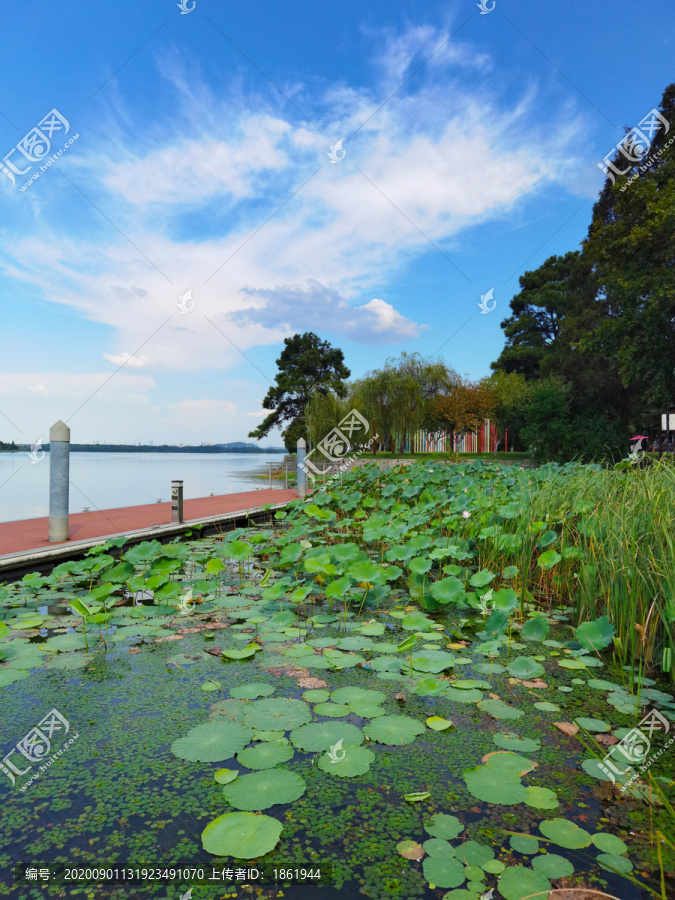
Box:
250, 82, 674, 461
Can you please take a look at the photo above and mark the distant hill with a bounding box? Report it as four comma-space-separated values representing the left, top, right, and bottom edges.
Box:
9, 443, 287, 454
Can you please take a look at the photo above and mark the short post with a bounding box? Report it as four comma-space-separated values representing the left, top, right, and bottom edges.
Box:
268, 462, 272, 488
297, 438, 306, 499
48, 420, 70, 542
284, 463, 288, 489
171, 480, 184, 524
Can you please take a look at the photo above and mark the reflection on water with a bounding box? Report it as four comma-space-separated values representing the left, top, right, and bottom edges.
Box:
0, 451, 287, 522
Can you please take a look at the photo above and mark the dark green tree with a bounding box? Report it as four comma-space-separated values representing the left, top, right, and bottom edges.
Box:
491, 252, 582, 378
248, 332, 350, 451
581, 82, 675, 412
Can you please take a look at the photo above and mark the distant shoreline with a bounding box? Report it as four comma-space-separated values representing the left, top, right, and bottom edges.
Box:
0, 444, 288, 454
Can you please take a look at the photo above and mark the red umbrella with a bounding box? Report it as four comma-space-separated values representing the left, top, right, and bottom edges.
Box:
631, 435, 649, 440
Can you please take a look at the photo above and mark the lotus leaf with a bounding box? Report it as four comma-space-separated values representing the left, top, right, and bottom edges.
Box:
222, 768, 306, 810
424, 813, 463, 840
243, 699, 311, 732
506, 657, 545, 679
477, 698, 523, 720
497, 866, 551, 900
290, 721, 364, 751
422, 856, 465, 889
201, 811, 282, 858
539, 817, 592, 849
236, 739, 294, 770
364, 715, 425, 745
317, 743, 374, 777
171, 722, 253, 762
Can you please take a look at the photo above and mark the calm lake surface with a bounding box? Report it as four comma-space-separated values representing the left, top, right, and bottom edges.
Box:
0, 452, 289, 523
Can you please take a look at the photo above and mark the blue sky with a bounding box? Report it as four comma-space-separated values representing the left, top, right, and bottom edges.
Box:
0, 0, 672, 445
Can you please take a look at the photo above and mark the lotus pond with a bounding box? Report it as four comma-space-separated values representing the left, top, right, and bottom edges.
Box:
1, 461, 674, 900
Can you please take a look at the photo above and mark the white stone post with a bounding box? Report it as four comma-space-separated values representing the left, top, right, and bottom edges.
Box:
48, 420, 70, 542
297, 438, 306, 499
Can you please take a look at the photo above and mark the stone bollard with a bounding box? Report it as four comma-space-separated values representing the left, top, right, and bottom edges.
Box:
171, 480, 184, 524
48, 420, 70, 542
297, 438, 306, 499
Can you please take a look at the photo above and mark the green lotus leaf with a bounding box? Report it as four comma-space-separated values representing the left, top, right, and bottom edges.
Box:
497, 865, 551, 900
445, 687, 483, 703
423, 838, 456, 859
222, 768, 306, 810
574, 716, 610, 732
415, 678, 448, 697
426, 716, 453, 731
463, 765, 528, 805
336, 636, 374, 651
214, 768, 239, 784
303, 689, 330, 703
533, 701, 560, 712
492, 733, 541, 752
539, 817, 592, 849
596, 853, 632, 874
229, 682, 275, 700
363, 715, 425, 746
411, 650, 456, 673
171, 722, 253, 762
506, 657, 545, 679
290, 721, 364, 752
313, 702, 350, 718
317, 743, 374, 777
477, 698, 524, 720
575, 615, 614, 652
531, 853, 574, 879
456, 840, 494, 867
404, 791, 431, 802
243, 699, 311, 732
0, 668, 31, 686
429, 577, 465, 605
201, 811, 282, 858
591, 832, 628, 855
422, 856, 465, 889
201, 681, 221, 692
524, 786, 559, 809
424, 813, 464, 840
236, 739, 294, 770
521, 615, 550, 641
510, 835, 539, 855
348, 700, 386, 718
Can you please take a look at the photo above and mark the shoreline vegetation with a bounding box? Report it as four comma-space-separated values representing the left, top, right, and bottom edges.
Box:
0, 443, 287, 454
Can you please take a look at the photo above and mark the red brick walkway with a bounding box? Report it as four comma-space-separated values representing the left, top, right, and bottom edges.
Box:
0, 489, 297, 557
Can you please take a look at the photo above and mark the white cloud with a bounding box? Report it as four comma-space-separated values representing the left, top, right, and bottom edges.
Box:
103, 352, 151, 368
244, 408, 273, 418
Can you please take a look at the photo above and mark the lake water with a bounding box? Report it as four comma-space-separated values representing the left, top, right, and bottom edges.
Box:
0, 452, 289, 523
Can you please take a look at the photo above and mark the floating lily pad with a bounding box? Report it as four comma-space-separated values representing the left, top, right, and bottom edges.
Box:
445, 687, 483, 703
317, 743, 374, 777
303, 689, 330, 703
171, 722, 253, 762
214, 768, 239, 785
405, 791, 431, 802
201, 681, 221, 692
596, 853, 632, 874
43, 653, 93, 670
243, 699, 311, 732
364, 715, 425, 746
331, 686, 386, 705
424, 813, 463, 840
422, 856, 465, 889
426, 716, 453, 731
539, 817, 592, 849
456, 840, 493, 867
314, 702, 350, 718
201, 811, 282, 858
290, 721, 363, 752
531, 853, 574, 878
236, 739, 294, 770
477, 698, 523, 720
463, 765, 527, 805
497, 865, 551, 900
506, 657, 545, 679
230, 682, 275, 700
591, 832, 628, 855
533, 701, 560, 712
423, 838, 456, 859
0, 668, 30, 686
222, 768, 306, 810
510, 835, 539, 855
493, 734, 541, 752
416, 678, 448, 697
574, 716, 611, 732
524, 786, 559, 809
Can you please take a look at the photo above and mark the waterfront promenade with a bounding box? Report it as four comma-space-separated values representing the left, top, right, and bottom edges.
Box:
0, 488, 297, 561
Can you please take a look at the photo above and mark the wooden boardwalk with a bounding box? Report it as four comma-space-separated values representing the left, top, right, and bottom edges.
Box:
0, 488, 297, 559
